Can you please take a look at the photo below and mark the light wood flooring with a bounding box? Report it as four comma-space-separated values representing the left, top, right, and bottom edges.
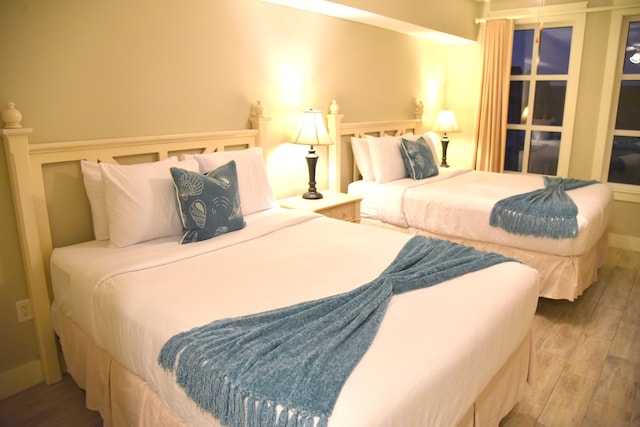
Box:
502, 247, 640, 426
0, 248, 638, 427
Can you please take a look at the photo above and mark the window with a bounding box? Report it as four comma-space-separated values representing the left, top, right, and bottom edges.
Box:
505, 26, 574, 175
606, 19, 640, 186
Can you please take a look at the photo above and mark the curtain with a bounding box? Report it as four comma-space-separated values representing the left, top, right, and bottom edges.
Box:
473, 19, 514, 172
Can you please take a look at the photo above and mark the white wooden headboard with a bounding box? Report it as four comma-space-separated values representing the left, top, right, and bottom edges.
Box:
1, 102, 271, 384
326, 100, 425, 192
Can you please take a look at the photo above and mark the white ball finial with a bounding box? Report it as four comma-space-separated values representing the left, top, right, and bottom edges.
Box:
415, 101, 424, 119
2, 102, 23, 129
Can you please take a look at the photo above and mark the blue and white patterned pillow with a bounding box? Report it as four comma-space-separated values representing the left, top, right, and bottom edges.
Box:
400, 136, 439, 180
170, 161, 245, 244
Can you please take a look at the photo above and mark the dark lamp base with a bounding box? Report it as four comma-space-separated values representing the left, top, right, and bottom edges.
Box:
302, 191, 323, 200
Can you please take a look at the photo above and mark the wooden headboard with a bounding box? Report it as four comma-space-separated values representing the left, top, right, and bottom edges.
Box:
326, 100, 425, 193
1, 102, 271, 384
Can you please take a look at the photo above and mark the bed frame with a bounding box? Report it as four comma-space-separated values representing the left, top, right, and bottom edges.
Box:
325, 100, 609, 301
1, 101, 271, 384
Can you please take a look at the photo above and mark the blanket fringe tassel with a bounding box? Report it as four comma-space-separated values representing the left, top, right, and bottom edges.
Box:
490, 207, 578, 239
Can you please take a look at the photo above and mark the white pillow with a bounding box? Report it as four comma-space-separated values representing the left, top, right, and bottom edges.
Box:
100, 158, 199, 247
403, 132, 440, 165
365, 135, 408, 183
81, 160, 110, 240
194, 147, 277, 215
350, 137, 374, 181
81, 157, 179, 240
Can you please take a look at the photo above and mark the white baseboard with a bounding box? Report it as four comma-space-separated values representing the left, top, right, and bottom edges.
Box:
608, 233, 640, 252
0, 360, 43, 400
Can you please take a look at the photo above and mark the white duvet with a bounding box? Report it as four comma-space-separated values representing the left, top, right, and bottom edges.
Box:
349, 169, 613, 256
50, 208, 538, 427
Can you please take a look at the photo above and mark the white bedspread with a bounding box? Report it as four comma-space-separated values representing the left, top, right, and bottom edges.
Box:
50, 208, 538, 427
349, 170, 613, 256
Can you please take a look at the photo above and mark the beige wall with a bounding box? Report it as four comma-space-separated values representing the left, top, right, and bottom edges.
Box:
0, 0, 454, 395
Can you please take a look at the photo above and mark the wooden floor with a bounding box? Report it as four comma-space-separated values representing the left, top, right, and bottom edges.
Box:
0, 248, 638, 427
502, 247, 640, 427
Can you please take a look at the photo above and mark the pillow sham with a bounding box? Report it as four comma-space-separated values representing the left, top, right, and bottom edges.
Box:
81, 157, 178, 241
171, 161, 246, 244
365, 135, 408, 183
400, 136, 439, 180
194, 147, 277, 215
100, 157, 199, 247
350, 137, 375, 181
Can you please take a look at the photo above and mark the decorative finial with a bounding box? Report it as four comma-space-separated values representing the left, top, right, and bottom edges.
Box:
2, 102, 23, 129
415, 101, 424, 119
252, 100, 265, 118
329, 100, 340, 115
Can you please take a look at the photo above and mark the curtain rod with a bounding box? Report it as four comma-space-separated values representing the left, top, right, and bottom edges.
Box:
475, 3, 637, 24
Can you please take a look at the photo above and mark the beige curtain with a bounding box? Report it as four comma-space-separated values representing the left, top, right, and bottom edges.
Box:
473, 19, 514, 172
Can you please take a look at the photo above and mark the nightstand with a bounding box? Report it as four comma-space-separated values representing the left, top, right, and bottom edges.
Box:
278, 191, 362, 223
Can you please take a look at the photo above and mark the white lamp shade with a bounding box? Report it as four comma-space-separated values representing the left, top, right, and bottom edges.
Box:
289, 109, 333, 146
435, 110, 460, 133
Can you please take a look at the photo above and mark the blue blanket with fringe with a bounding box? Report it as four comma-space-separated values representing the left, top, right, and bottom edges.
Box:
490, 176, 598, 239
158, 236, 515, 427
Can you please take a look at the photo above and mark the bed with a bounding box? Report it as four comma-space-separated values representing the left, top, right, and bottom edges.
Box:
2, 101, 539, 427
326, 101, 612, 301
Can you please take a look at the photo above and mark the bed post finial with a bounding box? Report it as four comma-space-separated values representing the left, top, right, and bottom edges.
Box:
3, 102, 23, 129
415, 101, 424, 120
252, 100, 265, 118
329, 99, 340, 115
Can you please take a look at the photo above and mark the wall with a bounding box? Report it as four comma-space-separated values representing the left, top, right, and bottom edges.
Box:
0, 0, 456, 397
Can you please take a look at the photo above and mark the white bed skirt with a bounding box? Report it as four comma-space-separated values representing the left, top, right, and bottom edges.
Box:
52, 306, 535, 427
359, 218, 608, 301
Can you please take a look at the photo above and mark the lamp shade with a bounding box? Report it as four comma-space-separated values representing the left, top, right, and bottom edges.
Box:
435, 110, 460, 134
289, 109, 333, 146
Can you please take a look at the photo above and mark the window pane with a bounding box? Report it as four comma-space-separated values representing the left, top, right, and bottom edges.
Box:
538, 27, 572, 75
533, 81, 566, 125
623, 21, 640, 75
512, 30, 534, 75
505, 130, 525, 172
529, 133, 560, 175
615, 81, 640, 130
508, 81, 530, 124
608, 136, 640, 185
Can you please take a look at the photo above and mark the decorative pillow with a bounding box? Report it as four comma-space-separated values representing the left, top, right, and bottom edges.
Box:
402, 132, 440, 165
81, 157, 178, 241
194, 147, 277, 215
365, 135, 408, 183
350, 137, 374, 181
400, 136, 440, 180
100, 158, 199, 247
171, 161, 246, 244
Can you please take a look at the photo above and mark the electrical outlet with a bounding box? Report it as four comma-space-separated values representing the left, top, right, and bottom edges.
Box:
16, 299, 33, 322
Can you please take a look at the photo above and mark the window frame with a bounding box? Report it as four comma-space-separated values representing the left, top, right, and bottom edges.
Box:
592, 8, 640, 203
504, 7, 586, 177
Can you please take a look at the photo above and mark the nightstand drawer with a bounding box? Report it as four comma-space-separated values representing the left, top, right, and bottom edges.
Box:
318, 203, 356, 221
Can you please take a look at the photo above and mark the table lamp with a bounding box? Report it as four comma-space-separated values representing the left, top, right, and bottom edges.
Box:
435, 110, 459, 168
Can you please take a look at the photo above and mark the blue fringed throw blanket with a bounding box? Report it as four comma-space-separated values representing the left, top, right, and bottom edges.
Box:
158, 236, 514, 427
490, 176, 598, 239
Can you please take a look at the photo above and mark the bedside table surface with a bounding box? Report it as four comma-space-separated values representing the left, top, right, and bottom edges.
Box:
278, 191, 362, 212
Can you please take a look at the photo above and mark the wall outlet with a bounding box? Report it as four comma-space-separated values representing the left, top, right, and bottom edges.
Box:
16, 299, 33, 322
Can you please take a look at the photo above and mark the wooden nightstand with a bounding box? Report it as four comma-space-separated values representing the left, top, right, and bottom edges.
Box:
278, 191, 362, 223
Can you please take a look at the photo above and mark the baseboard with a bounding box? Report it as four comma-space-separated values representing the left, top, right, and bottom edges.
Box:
0, 360, 43, 400
608, 233, 640, 252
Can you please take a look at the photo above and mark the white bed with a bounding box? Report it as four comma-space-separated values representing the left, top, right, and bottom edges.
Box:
326, 101, 612, 301
2, 102, 539, 427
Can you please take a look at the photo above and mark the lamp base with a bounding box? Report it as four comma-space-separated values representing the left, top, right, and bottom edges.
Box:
302, 190, 323, 200
440, 135, 450, 168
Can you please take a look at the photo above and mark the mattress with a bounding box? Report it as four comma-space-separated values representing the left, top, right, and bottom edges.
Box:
50, 208, 539, 427
348, 170, 613, 257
